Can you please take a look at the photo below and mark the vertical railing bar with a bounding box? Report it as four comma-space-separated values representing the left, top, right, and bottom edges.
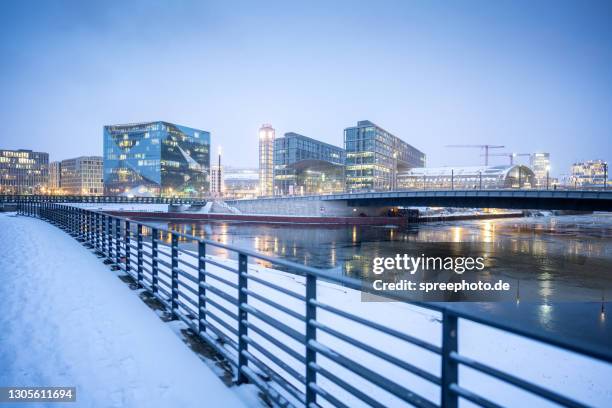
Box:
198, 240, 206, 334
305, 272, 317, 405
152, 228, 159, 294
441, 312, 459, 408
115, 218, 120, 267
106, 215, 112, 260
125, 220, 131, 276
137, 224, 143, 288
171, 233, 179, 317
236, 253, 248, 384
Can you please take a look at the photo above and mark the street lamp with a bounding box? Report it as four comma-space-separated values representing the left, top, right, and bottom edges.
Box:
217, 146, 222, 198
546, 165, 550, 190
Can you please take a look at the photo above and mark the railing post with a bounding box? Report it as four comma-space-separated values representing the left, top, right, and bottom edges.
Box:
124, 220, 131, 275
441, 311, 459, 408
236, 253, 248, 384
96, 212, 101, 252
171, 233, 179, 317
198, 240, 206, 334
88, 211, 93, 246
137, 224, 143, 288
151, 228, 159, 294
106, 216, 112, 259
305, 273, 317, 405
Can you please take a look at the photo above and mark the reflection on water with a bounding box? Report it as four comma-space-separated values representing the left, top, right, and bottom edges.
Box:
141, 214, 612, 347
145, 214, 612, 300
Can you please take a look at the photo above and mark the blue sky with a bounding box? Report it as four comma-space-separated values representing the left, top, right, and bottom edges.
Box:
1, 0, 611, 176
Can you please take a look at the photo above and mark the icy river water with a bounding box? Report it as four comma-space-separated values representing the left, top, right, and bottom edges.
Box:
146, 214, 612, 353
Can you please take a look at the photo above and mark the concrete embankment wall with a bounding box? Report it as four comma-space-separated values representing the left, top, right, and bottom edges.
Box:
227, 197, 391, 217
106, 211, 410, 225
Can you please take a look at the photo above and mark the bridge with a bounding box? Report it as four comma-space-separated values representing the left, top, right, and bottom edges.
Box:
2, 190, 611, 216
227, 189, 612, 216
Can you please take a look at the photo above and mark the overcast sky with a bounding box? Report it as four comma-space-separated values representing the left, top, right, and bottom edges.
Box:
1, 0, 611, 176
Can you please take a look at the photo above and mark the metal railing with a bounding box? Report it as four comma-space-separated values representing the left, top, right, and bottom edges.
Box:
0, 195, 205, 204
19, 202, 611, 408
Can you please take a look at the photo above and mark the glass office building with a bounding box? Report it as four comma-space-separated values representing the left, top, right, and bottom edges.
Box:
104, 121, 210, 197
274, 132, 345, 196
530, 153, 551, 188
570, 160, 608, 188
344, 120, 425, 191
0, 149, 49, 195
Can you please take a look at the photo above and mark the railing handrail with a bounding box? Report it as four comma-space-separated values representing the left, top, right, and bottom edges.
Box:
17, 201, 612, 408
74, 205, 612, 364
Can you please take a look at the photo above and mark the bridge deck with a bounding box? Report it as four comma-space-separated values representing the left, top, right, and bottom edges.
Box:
0, 213, 246, 408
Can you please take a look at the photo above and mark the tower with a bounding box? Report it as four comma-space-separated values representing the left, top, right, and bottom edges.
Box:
258, 123, 275, 196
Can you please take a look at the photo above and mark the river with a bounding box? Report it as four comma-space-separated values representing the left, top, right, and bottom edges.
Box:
144, 213, 612, 353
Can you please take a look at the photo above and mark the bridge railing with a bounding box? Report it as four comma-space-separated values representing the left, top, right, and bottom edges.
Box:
19, 202, 611, 408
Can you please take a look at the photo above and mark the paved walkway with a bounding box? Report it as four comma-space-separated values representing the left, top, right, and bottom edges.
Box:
0, 213, 247, 407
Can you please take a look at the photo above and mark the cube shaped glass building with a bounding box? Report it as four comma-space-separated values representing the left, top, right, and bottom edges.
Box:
104, 121, 210, 197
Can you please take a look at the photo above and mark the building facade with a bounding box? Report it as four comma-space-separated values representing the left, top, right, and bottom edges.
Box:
0, 149, 49, 195
398, 165, 536, 190
570, 160, 608, 188
104, 121, 210, 197
344, 120, 425, 191
259, 124, 275, 197
530, 153, 550, 188
273, 132, 345, 196
224, 167, 259, 199
48, 161, 62, 194
60, 156, 103, 196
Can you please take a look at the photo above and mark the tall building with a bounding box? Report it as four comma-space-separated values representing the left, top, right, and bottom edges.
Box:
274, 132, 345, 196
530, 153, 550, 187
0, 149, 49, 195
210, 165, 224, 196
48, 161, 62, 194
344, 120, 425, 191
570, 160, 608, 188
259, 124, 275, 196
60, 156, 103, 196
104, 121, 210, 197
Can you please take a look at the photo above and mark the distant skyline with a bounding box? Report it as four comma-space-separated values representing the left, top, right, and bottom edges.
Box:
1, 0, 611, 177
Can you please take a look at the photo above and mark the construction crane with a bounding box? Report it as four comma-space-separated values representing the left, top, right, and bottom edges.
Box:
445, 144, 505, 166
485, 152, 531, 165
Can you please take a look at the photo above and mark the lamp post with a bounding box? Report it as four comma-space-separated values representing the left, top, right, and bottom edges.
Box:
479, 171, 482, 190
217, 146, 222, 198
604, 162, 608, 190
546, 165, 550, 190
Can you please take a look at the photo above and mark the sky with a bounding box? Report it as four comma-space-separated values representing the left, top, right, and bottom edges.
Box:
0, 0, 611, 176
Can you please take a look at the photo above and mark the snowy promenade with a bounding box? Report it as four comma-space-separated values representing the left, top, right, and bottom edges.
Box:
0, 213, 247, 407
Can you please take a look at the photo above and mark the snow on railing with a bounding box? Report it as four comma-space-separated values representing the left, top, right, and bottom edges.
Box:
19, 201, 612, 408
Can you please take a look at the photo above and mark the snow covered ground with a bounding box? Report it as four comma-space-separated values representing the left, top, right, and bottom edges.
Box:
0, 213, 249, 408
